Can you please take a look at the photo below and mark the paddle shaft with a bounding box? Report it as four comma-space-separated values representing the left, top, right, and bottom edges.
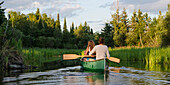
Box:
63, 54, 94, 60
63, 54, 120, 63
107, 57, 120, 63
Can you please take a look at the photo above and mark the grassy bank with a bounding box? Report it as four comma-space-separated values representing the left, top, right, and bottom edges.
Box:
22, 47, 169, 68
22, 48, 83, 67
109, 47, 170, 64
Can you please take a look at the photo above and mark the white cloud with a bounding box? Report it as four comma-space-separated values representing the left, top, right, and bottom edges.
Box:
119, 0, 170, 14
32, 1, 40, 8
140, 0, 169, 13
3, 0, 83, 19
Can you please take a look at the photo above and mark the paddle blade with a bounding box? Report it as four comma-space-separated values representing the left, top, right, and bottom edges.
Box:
107, 57, 120, 63
63, 54, 81, 60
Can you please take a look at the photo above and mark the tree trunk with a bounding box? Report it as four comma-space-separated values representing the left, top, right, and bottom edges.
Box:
139, 33, 144, 47
0, 59, 3, 85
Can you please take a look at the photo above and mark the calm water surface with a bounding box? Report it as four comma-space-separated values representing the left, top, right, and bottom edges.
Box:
2, 61, 170, 85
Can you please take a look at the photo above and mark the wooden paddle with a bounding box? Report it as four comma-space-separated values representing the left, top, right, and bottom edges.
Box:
63, 54, 120, 63
107, 57, 120, 63
63, 54, 91, 60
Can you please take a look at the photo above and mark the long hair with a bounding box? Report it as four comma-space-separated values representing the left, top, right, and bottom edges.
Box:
87, 40, 95, 51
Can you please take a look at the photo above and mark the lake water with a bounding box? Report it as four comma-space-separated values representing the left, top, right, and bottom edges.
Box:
2, 61, 170, 85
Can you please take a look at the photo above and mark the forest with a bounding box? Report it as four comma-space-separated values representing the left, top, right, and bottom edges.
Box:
0, 1, 170, 84
0, 2, 169, 50
0, 0, 169, 73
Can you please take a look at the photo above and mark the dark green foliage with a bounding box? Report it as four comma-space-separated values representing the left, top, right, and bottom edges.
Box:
0, 1, 5, 25
109, 8, 128, 47
101, 5, 170, 47
162, 4, 170, 47
62, 18, 70, 46
74, 22, 95, 48
2, 4, 170, 49
5, 8, 95, 49
101, 23, 114, 47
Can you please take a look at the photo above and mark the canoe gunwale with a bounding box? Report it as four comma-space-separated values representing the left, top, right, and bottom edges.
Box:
81, 58, 105, 62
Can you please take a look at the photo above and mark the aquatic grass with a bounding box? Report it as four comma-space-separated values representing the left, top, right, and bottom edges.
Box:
22, 48, 84, 67
146, 47, 170, 65
22, 47, 169, 70
109, 47, 151, 61
109, 47, 170, 65
110, 47, 170, 72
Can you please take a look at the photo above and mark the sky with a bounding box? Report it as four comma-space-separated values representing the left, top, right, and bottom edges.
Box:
2, 0, 170, 32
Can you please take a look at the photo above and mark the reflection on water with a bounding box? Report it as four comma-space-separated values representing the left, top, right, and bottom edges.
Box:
3, 65, 170, 85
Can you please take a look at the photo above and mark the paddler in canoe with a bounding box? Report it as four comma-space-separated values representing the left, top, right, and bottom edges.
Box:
82, 37, 110, 61
89, 37, 110, 60
81, 37, 110, 71
82, 40, 96, 61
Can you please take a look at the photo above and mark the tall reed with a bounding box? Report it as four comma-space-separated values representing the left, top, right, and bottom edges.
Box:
146, 47, 170, 65
109, 47, 150, 61
22, 48, 83, 67
109, 47, 170, 65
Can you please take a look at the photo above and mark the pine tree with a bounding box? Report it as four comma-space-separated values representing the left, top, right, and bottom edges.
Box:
70, 22, 74, 36
119, 8, 128, 46
55, 13, 60, 29
101, 23, 114, 47
111, 8, 128, 46
162, 4, 170, 46
35, 8, 41, 21
63, 17, 68, 33
54, 13, 62, 48
136, 9, 145, 47
111, 8, 120, 46
126, 9, 138, 46
0, 1, 5, 25
62, 17, 70, 48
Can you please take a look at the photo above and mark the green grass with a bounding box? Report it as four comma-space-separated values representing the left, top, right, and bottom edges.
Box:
109, 47, 170, 65
109, 47, 150, 61
22, 47, 170, 68
146, 47, 170, 65
22, 48, 83, 67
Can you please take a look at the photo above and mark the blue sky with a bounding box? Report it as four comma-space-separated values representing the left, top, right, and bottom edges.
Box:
2, 0, 170, 32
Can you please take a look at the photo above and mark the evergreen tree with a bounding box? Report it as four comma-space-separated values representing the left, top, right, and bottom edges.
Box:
126, 10, 138, 46
62, 17, 70, 48
0, 1, 5, 25
162, 4, 170, 46
0, 1, 6, 49
70, 22, 74, 36
111, 8, 120, 46
121, 8, 128, 26
63, 17, 68, 33
90, 28, 93, 35
74, 23, 89, 48
119, 8, 128, 46
136, 9, 145, 47
35, 8, 41, 21
101, 23, 114, 47
54, 13, 62, 48
111, 8, 128, 46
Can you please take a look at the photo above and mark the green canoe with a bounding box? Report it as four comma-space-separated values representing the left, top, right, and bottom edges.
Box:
81, 57, 109, 72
